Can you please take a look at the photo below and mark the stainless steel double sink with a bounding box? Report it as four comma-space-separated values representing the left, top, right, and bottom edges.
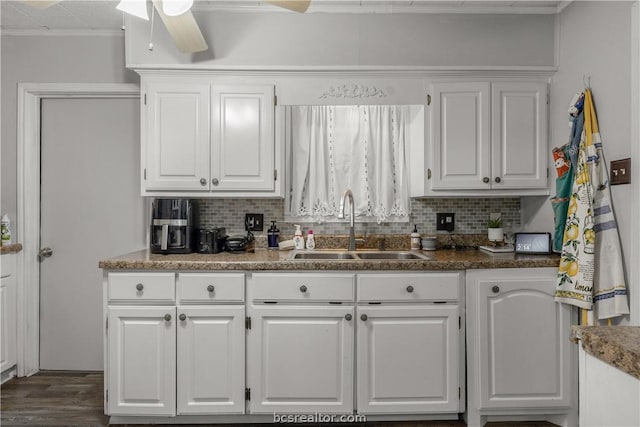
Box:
288, 250, 434, 261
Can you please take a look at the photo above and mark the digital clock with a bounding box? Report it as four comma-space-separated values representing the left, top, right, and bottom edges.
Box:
514, 232, 552, 254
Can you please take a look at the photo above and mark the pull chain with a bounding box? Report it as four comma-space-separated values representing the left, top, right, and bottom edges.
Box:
148, 5, 155, 51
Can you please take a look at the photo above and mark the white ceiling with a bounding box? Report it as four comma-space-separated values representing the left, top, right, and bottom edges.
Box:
0, 0, 568, 35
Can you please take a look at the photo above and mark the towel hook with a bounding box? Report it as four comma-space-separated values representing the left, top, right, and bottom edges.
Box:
583, 74, 591, 89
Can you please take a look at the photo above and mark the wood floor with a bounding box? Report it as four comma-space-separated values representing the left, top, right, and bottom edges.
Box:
1, 371, 557, 427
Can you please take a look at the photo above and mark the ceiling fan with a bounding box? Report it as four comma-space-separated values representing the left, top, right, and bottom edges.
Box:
21, 0, 312, 53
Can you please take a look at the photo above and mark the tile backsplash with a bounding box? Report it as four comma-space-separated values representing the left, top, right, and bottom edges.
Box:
200, 198, 520, 236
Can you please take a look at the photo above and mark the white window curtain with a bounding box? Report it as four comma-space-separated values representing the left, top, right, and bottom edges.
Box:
288, 105, 410, 224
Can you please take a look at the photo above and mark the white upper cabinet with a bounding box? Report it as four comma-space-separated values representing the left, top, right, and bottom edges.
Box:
426, 80, 548, 196
142, 76, 278, 197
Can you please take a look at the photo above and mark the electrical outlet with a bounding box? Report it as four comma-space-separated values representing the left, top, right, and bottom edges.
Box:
245, 213, 264, 231
610, 158, 631, 185
436, 213, 455, 231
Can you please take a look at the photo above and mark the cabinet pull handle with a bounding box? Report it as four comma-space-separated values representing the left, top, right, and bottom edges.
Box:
299, 285, 308, 293
494, 176, 502, 183
136, 283, 144, 291
492, 285, 500, 294
164, 314, 172, 322
483, 177, 490, 184
200, 178, 207, 186
207, 285, 215, 292
406, 285, 414, 293
345, 314, 352, 321
179, 314, 187, 321
212, 178, 219, 186
361, 314, 368, 321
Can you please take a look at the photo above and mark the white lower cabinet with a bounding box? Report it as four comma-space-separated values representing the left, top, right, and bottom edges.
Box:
247, 305, 355, 414
356, 305, 460, 414
465, 268, 577, 427
0, 253, 17, 378
108, 306, 177, 416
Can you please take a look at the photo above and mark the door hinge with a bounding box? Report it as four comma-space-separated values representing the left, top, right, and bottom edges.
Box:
274, 169, 278, 181
144, 93, 147, 105
547, 167, 549, 178
144, 168, 147, 180
427, 94, 432, 106
546, 91, 550, 105
245, 316, 251, 330
458, 387, 461, 399
245, 387, 251, 400
106, 389, 109, 403
427, 168, 432, 180
458, 316, 461, 330
106, 317, 108, 332
274, 95, 278, 106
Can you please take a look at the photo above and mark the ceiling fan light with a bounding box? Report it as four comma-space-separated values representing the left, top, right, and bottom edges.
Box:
162, 0, 193, 16
116, 0, 149, 20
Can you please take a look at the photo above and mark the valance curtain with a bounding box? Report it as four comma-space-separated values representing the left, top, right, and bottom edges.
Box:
288, 105, 410, 223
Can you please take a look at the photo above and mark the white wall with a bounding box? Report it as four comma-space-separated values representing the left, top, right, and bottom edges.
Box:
0, 35, 139, 231
126, 12, 556, 67
523, 1, 635, 323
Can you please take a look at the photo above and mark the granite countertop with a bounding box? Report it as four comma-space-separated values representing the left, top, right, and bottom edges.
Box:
99, 248, 560, 271
0, 243, 22, 255
571, 326, 640, 380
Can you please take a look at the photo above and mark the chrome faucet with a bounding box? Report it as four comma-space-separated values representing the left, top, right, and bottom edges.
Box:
338, 189, 357, 251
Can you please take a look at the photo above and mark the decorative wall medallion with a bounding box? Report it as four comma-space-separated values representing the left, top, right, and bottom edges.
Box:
319, 84, 388, 99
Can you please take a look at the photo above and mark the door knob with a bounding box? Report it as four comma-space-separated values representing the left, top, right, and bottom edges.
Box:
492, 285, 500, 294
360, 314, 368, 321
212, 178, 219, 186
494, 177, 502, 183
406, 285, 414, 293
299, 285, 308, 293
200, 178, 207, 186
207, 285, 215, 292
179, 314, 187, 321
136, 283, 144, 291
38, 247, 53, 261
164, 314, 172, 322
482, 177, 490, 184
345, 314, 352, 321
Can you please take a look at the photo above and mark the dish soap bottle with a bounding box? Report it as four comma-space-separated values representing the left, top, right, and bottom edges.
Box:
411, 224, 421, 250
306, 229, 316, 250
1, 214, 11, 245
267, 221, 280, 250
293, 224, 305, 250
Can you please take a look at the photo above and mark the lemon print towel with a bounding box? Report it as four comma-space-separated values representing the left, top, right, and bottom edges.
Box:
555, 89, 629, 320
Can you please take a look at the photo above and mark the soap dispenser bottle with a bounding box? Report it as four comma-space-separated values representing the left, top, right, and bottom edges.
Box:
411, 224, 421, 250
293, 224, 305, 249
306, 229, 316, 250
267, 221, 280, 250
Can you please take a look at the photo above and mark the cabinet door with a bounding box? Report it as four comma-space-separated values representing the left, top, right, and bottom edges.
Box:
468, 269, 573, 409
177, 305, 245, 414
247, 305, 354, 414
0, 275, 16, 373
108, 306, 176, 416
491, 82, 548, 189
211, 85, 275, 192
431, 82, 491, 190
145, 82, 210, 191
357, 305, 459, 413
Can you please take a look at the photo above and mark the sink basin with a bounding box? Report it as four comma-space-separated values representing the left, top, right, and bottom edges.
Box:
355, 251, 432, 260
290, 252, 357, 260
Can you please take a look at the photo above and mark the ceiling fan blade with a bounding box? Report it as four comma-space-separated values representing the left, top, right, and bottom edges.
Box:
265, 0, 311, 13
151, 0, 208, 53
20, 0, 62, 9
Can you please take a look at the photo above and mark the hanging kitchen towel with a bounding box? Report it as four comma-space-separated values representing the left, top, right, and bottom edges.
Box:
555, 97, 595, 309
583, 90, 630, 319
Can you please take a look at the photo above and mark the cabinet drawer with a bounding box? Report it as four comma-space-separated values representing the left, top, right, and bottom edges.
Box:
251, 273, 355, 302
177, 273, 244, 303
108, 272, 175, 302
357, 272, 461, 302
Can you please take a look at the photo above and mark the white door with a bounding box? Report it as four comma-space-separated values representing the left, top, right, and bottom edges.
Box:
356, 305, 459, 414
491, 82, 548, 189
108, 306, 176, 416
211, 85, 275, 192
431, 82, 491, 190
247, 305, 354, 414
177, 305, 245, 414
144, 82, 210, 191
475, 271, 572, 408
40, 97, 145, 371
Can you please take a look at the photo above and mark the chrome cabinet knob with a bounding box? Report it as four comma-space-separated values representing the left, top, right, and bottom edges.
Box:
494, 176, 502, 183
361, 314, 368, 321
212, 178, 219, 186
200, 178, 207, 186
164, 314, 172, 322
179, 314, 187, 321
300, 285, 308, 293
136, 283, 144, 291
207, 285, 215, 293
492, 285, 500, 294
406, 285, 414, 293
345, 314, 352, 321
483, 177, 490, 184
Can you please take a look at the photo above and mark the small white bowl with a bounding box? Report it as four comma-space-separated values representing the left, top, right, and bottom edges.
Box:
421, 237, 437, 251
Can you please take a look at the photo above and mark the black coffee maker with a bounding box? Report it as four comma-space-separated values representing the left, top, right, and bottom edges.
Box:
150, 199, 198, 254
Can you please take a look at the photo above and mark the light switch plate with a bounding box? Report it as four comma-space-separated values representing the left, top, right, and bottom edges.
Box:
610, 158, 631, 185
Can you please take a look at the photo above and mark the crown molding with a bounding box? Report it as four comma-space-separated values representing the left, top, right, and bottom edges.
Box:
0, 28, 124, 37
